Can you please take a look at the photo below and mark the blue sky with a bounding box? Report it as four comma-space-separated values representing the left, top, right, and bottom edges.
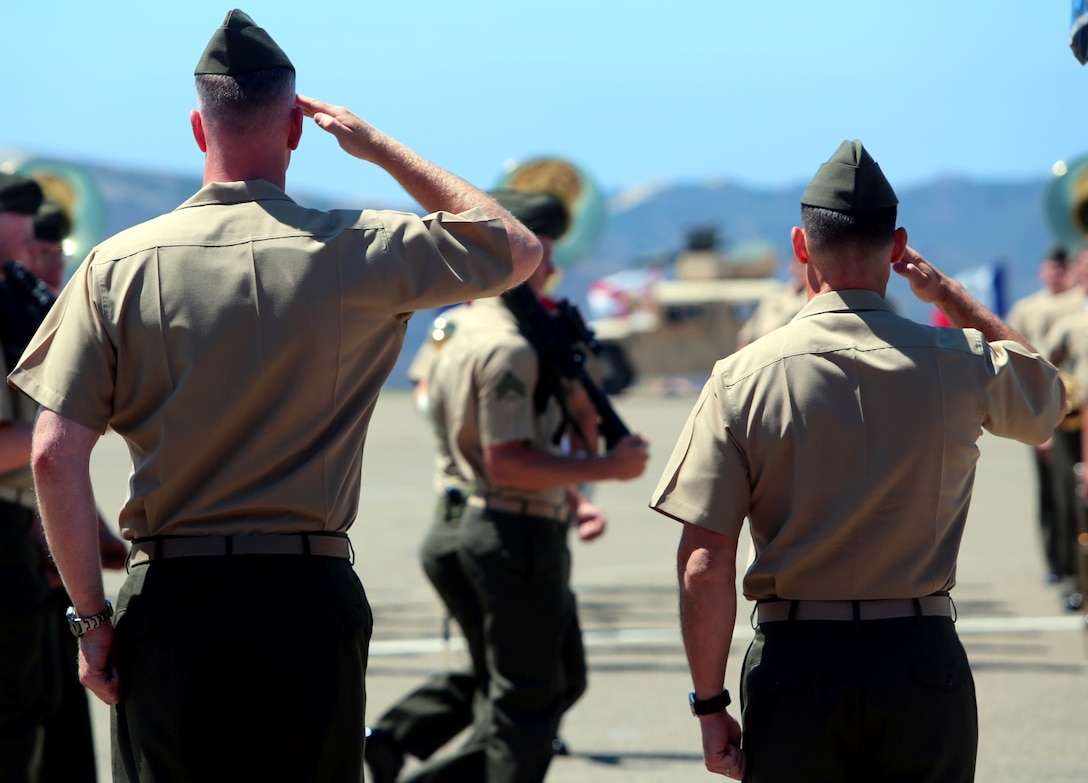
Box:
5, 2, 1088, 207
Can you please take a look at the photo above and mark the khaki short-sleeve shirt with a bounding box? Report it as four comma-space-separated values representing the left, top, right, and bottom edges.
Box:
8, 181, 514, 539
407, 303, 473, 493
1043, 306, 1088, 409
651, 290, 1061, 601
427, 296, 565, 506
1007, 288, 1065, 349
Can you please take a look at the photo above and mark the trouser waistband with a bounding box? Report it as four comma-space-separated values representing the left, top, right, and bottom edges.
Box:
754, 594, 955, 624
128, 533, 353, 567
467, 494, 569, 522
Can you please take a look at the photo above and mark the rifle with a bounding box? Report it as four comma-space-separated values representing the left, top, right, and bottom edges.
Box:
501, 284, 631, 450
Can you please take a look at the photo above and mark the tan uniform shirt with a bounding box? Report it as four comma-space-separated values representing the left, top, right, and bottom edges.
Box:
427, 296, 565, 506
651, 290, 1061, 601
406, 303, 467, 386
1043, 305, 1088, 410
1035, 287, 1086, 356
407, 303, 473, 494
1008, 288, 1063, 349
9, 180, 514, 539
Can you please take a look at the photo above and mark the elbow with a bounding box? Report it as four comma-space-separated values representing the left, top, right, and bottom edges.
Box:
682, 547, 738, 590
30, 437, 65, 485
678, 525, 739, 590
680, 543, 738, 593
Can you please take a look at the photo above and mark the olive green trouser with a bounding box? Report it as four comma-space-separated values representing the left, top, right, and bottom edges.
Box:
398, 502, 587, 783
741, 615, 977, 783
373, 492, 482, 760
401, 503, 578, 783
112, 554, 372, 783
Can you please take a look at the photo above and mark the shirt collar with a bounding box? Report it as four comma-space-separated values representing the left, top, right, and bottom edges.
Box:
792, 289, 895, 321
177, 180, 297, 210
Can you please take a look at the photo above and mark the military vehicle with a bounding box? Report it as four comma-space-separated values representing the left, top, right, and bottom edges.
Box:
585, 227, 787, 395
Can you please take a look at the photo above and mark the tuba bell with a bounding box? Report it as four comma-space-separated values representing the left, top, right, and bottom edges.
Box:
1045, 154, 1088, 252
495, 156, 607, 269
1, 155, 107, 280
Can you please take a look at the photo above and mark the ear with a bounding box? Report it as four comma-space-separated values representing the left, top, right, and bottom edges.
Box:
791, 226, 809, 264
190, 110, 207, 153
287, 105, 303, 151
889, 226, 908, 264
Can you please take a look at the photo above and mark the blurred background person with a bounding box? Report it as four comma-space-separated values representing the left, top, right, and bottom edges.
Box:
1006, 244, 1072, 585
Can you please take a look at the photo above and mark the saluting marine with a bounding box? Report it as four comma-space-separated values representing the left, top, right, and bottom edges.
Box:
9, 9, 541, 782
652, 140, 1063, 782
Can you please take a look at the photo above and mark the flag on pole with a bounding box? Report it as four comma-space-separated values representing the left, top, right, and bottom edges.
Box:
1071, 0, 1088, 64
930, 259, 1009, 326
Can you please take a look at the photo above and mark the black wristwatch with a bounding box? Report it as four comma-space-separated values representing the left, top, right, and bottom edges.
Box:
689, 688, 731, 716
66, 600, 114, 637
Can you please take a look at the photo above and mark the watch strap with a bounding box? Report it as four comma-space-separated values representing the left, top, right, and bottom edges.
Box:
66, 600, 114, 637
689, 688, 731, 716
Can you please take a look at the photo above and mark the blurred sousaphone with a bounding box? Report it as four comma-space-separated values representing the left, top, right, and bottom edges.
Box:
495, 156, 607, 269
1045, 154, 1088, 252
1, 155, 107, 280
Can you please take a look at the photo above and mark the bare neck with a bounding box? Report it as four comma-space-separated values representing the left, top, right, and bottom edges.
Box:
202, 145, 288, 190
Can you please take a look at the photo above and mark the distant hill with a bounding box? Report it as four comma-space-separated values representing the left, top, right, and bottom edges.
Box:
0, 150, 1061, 389
567, 177, 1053, 317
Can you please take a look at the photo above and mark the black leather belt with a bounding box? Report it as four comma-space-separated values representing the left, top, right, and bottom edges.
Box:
128, 533, 353, 566
755, 595, 954, 623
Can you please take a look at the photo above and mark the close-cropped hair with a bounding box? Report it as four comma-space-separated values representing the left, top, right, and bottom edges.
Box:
801, 205, 897, 251
195, 67, 296, 133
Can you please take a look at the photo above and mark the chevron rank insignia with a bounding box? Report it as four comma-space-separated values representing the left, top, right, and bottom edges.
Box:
495, 371, 527, 401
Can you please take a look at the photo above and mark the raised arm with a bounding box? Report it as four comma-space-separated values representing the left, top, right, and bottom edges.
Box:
296, 95, 541, 287
893, 246, 1033, 350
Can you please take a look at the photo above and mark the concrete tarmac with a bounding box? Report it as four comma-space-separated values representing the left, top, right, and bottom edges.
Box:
84, 389, 1087, 782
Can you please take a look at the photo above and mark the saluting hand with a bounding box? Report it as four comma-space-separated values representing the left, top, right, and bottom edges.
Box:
297, 95, 385, 163
892, 246, 949, 305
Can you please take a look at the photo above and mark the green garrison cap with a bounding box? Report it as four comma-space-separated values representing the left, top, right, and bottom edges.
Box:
490, 189, 570, 240
801, 140, 898, 213
33, 201, 71, 242
0, 172, 44, 215
194, 9, 294, 76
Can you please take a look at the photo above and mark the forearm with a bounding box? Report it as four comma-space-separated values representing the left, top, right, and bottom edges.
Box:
296, 95, 541, 286
486, 444, 616, 491
679, 525, 738, 698
935, 277, 1033, 350
367, 135, 539, 282
31, 411, 105, 614
898, 246, 1035, 351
